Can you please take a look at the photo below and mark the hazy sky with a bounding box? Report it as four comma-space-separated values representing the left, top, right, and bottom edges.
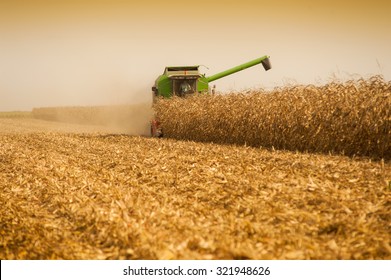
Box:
0, 0, 390, 111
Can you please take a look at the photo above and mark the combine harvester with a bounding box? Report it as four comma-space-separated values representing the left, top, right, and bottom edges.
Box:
151, 55, 272, 137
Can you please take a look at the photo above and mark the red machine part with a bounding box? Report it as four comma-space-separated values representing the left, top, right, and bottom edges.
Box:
151, 119, 163, 138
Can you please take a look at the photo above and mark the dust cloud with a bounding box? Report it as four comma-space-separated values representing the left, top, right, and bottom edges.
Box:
32, 102, 154, 136
78, 103, 154, 136
95, 89, 154, 136
0, 25, 156, 136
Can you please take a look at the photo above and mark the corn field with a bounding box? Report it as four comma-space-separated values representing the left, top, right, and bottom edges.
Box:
154, 76, 391, 159
0, 76, 390, 260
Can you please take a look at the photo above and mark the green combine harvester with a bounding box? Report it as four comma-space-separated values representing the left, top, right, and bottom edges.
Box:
151, 55, 271, 137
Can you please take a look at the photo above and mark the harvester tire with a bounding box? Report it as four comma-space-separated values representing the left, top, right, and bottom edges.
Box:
151, 120, 163, 138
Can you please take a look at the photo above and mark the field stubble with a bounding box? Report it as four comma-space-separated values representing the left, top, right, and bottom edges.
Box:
0, 121, 390, 259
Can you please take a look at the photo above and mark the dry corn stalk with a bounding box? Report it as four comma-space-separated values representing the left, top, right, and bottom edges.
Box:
154, 76, 391, 159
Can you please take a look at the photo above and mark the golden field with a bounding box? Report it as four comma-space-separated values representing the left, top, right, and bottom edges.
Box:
154, 76, 390, 159
0, 117, 390, 259
0, 77, 390, 259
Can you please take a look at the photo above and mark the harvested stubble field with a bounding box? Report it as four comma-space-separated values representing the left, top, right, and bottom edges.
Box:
0, 117, 390, 260
154, 76, 391, 159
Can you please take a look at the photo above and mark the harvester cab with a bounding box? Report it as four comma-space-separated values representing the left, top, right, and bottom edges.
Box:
151, 55, 271, 137
152, 66, 203, 101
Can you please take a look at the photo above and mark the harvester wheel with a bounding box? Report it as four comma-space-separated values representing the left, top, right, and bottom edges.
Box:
151, 120, 163, 138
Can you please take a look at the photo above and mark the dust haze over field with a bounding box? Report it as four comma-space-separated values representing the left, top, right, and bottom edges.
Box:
0, 0, 390, 112
32, 104, 154, 135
